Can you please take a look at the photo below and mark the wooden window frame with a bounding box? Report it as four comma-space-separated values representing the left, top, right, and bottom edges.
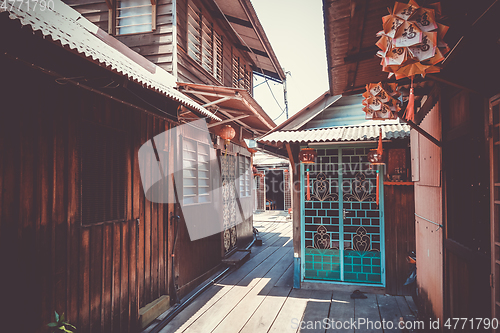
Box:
238, 155, 251, 197
106, 0, 157, 36
232, 50, 252, 93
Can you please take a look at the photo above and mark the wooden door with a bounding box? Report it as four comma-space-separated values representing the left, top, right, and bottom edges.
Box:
490, 93, 500, 320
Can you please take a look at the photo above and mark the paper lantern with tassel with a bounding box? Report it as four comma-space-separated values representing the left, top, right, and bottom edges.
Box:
375, 0, 449, 122
362, 82, 401, 120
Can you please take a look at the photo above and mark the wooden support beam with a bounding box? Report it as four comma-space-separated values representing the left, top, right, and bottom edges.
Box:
344, 46, 378, 64
344, 0, 368, 91
285, 143, 296, 174
202, 96, 232, 108
414, 85, 440, 125
397, 109, 441, 147
240, 96, 274, 130
206, 115, 249, 128
181, 89, 242, 100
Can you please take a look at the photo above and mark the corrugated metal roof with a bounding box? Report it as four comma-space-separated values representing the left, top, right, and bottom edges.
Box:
259, 123, 410, 144
1, 1, 220, 121
253, 152, 289, 166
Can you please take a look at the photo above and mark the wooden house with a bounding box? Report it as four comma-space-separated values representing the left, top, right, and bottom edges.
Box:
258, 92, 415, 296
0, 0, 282, 332
322, 0, 500, 325
252, 152, 292, 212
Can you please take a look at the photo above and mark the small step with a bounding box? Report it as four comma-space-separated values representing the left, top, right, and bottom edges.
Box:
138, 295, 170, 330
222, 250, 251, 266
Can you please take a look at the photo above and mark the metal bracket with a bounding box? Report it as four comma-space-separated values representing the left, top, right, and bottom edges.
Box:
415, 213, 443, 231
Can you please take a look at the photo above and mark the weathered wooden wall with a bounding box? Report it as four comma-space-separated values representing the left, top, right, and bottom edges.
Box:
65, 0, 175, 74
442, 89, 491, 320
175, 0, 253, 87
0, 56, 177, 332
412, 102, 444, 321
0, 40, 236, 331
384, 184, 416, 296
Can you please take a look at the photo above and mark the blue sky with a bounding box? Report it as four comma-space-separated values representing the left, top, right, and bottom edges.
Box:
251, 0, 329, 125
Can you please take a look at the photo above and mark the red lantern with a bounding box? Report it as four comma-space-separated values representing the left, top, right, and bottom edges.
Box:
219, 125, 235, 145
298, 148, 317, 164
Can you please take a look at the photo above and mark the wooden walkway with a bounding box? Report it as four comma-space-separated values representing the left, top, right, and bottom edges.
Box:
157, 221, 418, 333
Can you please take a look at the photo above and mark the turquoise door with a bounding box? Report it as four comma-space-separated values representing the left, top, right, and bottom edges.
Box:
301, 146, 385, 285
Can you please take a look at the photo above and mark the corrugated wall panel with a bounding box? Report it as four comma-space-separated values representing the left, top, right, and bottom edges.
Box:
414, 101, 444, 321
419, 103, 442, 186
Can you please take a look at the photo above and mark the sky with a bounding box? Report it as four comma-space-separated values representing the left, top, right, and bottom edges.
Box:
250, 0, 329, 125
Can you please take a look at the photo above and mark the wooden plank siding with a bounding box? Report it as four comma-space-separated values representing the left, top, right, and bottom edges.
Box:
0, 56, 174, 333
383, 184, 416, 296
65, 0, 256, 90
65, 0, 175, 75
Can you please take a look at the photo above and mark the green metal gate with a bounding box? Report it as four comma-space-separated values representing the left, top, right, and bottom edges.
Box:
301, 146, 385, 285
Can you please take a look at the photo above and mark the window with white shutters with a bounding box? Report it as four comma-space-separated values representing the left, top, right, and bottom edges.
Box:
183, 137, 211, 205
238, 155, 251, 197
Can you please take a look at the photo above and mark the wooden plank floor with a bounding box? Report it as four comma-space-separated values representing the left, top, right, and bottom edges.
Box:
158, 220, 418, 333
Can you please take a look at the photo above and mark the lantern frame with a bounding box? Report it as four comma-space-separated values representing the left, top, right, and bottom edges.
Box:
367, 149, 384, 165
299, 148, 317, 164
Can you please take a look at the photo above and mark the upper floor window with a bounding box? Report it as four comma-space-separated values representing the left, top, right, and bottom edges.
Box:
116, 0, 155, 35
232, 54, 252, 93
187, 0, 223, 82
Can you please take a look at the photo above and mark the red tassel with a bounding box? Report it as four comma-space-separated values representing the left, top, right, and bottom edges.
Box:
306, 170, 310, 201
377, 128, 383, 157
406, 76, 415, 122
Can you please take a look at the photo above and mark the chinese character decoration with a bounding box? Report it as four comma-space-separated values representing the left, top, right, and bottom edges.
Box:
376, 0, 449, 121
362, 82, 401, 120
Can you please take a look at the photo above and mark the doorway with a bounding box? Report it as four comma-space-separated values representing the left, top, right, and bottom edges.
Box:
300, 146, 385, 285
265, 169, 285, 210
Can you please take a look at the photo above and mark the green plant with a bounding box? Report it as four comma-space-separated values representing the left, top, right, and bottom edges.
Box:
47, 311, 76, 333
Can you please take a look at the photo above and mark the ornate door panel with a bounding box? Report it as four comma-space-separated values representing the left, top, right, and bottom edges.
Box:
221, 154, 237, 254
302, 147, 384, 285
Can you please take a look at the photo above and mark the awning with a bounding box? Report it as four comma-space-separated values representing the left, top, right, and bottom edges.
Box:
1, 0, 220, 121
212, 0, 285, 82
259, 123, 410, 144
178, 83, 276, 135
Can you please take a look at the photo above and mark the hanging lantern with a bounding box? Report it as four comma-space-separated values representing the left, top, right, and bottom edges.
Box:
375, 1, 449, 122
298, 148, 317, 164
362, 82, 401, 120
219, 125, 236, 145
367, 129, 385, 165
367, 150, 384, 164
247, 147, 258, 154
